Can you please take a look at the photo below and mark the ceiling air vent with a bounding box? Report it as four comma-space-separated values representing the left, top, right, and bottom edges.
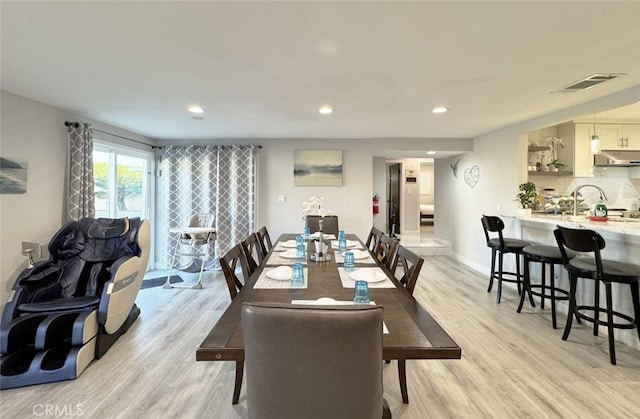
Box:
553, 73, 626, 93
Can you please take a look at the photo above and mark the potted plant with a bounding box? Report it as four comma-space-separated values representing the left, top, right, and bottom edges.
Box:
546, 159, 565, 172
516, 181, 537, 214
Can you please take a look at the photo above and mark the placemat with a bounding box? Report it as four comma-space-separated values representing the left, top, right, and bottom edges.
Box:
337, 267, 395, 288
254, 267, 309, 289
334, 251, 376, 265
330, 240, 365, 250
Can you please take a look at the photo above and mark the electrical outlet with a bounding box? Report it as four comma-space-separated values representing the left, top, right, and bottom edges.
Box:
277, 195, 286, 202
22, 242, 42, 258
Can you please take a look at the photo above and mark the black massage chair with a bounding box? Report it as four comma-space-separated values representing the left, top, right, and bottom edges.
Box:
0, 217, 150, 389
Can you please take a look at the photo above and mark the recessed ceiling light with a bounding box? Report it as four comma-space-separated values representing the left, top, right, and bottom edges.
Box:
188, 105, 205, 114
319, 106, 334, 114
427, 151, 436, 155
432, 107, 448, 114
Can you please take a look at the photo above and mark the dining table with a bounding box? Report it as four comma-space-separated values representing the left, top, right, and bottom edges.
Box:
196, 233, 462, 404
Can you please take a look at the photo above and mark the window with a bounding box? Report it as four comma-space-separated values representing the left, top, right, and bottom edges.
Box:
93, 141, 155, 267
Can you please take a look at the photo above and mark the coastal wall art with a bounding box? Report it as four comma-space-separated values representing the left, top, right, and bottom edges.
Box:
0, 157, 28, 194
293, 150, 343, 187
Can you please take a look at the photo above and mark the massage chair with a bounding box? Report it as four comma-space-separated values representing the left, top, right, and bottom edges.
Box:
0, 217, 150, 389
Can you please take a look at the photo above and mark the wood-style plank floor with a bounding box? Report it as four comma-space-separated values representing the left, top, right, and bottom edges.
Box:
2, 256, 639, 418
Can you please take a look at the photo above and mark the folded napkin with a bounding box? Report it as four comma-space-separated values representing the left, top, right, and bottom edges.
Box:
337, 267, 395, 288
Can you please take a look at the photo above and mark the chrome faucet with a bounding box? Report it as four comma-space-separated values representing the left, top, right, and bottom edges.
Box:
572, 184, 608, 216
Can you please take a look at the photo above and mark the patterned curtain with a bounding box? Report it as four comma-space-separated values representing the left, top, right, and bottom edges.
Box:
67, 122, 95, 221
161, 145, 257, 268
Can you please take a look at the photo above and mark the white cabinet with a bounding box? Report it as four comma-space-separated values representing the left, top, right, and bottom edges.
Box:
619, 125, 640, 149
557, 123, 592, 177
590, 124, 640, 150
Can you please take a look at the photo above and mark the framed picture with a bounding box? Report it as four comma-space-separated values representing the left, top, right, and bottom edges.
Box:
0, 157, 28, 194
294, 150, 343, 187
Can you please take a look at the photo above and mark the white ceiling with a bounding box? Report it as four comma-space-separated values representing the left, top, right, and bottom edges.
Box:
2, 1, 640, 142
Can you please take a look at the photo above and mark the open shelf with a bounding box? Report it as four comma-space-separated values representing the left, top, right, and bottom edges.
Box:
528, 170, 573, 176
528, 146, 549, 152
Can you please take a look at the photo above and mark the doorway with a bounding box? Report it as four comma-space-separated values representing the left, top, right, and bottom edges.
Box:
388, 163, 401, 237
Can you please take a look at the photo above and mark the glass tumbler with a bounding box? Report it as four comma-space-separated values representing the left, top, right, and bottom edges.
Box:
343, 251, 355, 272
296, 243, 306, 260
353, 280, 369, 304
291, 262, 304, 287
303, 226, 311, 239
338, 237, 347, 253
296, 235, 304, 246
338, 230, 346, 241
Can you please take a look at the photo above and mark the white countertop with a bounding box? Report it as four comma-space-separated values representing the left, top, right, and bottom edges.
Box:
501, 212, 640, 237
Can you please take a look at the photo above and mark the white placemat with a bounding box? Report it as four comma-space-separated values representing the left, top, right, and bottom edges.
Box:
334, 250, 376, 265
291, 298, 388, 333
337, 267, 395, 288
254, 267, 308, 289
265, 252, 307, 265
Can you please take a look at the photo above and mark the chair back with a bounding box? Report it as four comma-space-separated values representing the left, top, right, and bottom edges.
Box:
481, 215, 505, 248
554, 226, 606, 279
182, 213, 216, 243
242, 302, 384, 419
391, 245, 424, 296
241, 233, 265, 275
219, 244, 250, 300
306, 215, 339, 236
366, 226, 384, 253
256, 226, 273, 256
375, 234, 399, 269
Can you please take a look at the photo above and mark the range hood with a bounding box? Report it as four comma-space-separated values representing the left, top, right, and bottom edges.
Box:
593, 150, 640, 166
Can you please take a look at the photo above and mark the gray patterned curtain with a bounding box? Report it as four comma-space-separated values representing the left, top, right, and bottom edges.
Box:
161, 145, 257, 268
67, 122, 95, 221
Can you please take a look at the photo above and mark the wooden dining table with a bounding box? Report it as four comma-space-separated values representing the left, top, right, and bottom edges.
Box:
196, 233, 461, 402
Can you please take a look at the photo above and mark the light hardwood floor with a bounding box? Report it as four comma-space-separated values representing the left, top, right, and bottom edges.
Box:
2, 256, 639, 418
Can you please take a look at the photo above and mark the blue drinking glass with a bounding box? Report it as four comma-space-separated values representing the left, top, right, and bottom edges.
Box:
291, 263, 304, 287
338, 237, 347, 253
338, 230, 346, 241
296, 243, 306, 260
296, 235, 304, 246
303, 226, 311, 239
343, 251, 355, 272
353, 280, 369, 304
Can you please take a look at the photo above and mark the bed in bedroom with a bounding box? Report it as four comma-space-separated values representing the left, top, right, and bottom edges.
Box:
420, 203, 434, 224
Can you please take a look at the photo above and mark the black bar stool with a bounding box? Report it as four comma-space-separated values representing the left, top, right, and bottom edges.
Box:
554, 226, 640, 365
481, 215, 531, 303
517, 245, 573, 329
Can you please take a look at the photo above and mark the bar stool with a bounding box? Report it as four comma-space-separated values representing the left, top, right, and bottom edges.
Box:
517, 245, 573, 329
554, 226, 640, 365
481, 215, 531, 303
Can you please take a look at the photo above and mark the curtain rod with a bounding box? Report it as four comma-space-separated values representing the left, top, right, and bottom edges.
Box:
157, 144, 262, 149
65, 121, 159, 149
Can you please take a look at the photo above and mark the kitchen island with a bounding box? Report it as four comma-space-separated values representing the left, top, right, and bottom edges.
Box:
500, 212, 640, 351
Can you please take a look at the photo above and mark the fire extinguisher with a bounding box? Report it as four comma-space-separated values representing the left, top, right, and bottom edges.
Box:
373, 194, 380, 214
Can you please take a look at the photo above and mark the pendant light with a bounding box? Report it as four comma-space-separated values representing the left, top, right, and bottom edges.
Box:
590, 114, 601, 154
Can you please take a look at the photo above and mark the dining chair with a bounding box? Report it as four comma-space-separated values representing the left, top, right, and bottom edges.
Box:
219, 243, 252, 404
241, 232, 265, 276
375, 234, 399, 270
554, 226, 640, 365
256, 225, 273, 256
388, 245, 424, 404
366, 226, 384, 253
306, 215, 339, 236
242, 302, 391, 419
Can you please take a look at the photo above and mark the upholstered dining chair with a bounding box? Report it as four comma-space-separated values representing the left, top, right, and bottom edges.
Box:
306, 215, 339, 236
366, 226, 384, 253
241, 232, 265, 276
256, 226, 273, 257
389, 245, 425, 404
219, 244, 251, 404
242, 302, 391, 419
375, 234, 399, 270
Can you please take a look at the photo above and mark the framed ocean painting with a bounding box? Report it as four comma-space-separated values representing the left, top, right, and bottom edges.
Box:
294, 150, 342, 187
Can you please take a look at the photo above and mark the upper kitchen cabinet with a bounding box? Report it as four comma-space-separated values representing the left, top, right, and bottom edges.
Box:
618, 125, 640, 149
557, 123, 592, 177
586, 124, 640, 150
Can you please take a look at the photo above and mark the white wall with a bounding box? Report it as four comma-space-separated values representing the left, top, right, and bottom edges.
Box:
0, 91, 153, 296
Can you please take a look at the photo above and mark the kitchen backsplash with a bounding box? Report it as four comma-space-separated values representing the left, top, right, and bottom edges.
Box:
530, 167, 640, 210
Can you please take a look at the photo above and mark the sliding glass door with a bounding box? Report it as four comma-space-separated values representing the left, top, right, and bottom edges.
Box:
93, 143, 153, 220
